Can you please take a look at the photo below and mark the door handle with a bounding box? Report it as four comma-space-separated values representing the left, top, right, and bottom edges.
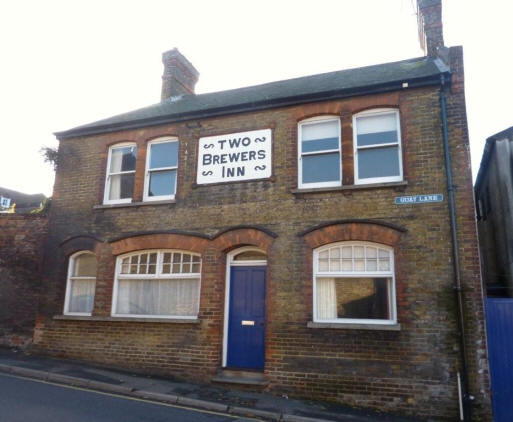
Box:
241, 320, 255, 326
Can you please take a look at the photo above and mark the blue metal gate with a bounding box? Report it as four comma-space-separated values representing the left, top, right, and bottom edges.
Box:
486, 298, 513, 421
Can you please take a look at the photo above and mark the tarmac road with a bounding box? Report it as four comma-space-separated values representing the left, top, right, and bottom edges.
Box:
0, 373, 256, 422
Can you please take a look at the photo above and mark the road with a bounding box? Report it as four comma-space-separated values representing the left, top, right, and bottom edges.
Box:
0, 373, 255, 422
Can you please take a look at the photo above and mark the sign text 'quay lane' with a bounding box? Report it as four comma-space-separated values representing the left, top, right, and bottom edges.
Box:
394, 194, 444, 205
197, 129, 272, 184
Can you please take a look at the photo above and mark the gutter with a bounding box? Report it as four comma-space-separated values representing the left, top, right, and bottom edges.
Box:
55, 72, 448, 140
440, 74, 473, 421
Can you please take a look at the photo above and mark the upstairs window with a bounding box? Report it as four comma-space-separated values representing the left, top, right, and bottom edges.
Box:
64, 252, 97, 315
353, 109, 403, 184
104, 143, 137, 204
298, 117, 341, 188
144, 138, 179, 201
313, 242, 397, 324
112, 250, 201, 319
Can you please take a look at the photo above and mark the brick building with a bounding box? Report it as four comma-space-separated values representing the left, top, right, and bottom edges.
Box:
34, 1, 490, 419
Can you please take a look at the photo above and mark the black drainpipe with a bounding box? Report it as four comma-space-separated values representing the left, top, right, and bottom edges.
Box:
440, 74, 473, 421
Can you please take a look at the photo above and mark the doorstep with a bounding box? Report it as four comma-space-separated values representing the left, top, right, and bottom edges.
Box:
212, 368, 269, 386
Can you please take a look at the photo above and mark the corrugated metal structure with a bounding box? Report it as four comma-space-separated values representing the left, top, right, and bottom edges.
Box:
475, 127, 513, 297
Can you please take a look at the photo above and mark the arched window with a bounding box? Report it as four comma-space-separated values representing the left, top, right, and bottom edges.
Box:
313, 242, 396, 324
353, 108, 403, 184
103, 142, 137, 204
64, 251, 97, 315
298, 116, 341, 188
112, 250, 201, 319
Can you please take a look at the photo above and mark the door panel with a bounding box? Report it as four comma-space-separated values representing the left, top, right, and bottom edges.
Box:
486, 298, 513, 421
227, 266, 266, 370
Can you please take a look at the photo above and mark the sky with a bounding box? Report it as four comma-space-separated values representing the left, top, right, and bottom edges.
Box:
0, 0, 512, 196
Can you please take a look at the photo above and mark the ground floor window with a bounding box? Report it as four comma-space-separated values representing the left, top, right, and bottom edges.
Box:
64, 251, 97, 315
313, 242, 396, 324
112, 250, 201, 319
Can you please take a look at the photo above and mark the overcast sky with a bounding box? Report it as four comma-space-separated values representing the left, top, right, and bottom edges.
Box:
1, 0, 511, 196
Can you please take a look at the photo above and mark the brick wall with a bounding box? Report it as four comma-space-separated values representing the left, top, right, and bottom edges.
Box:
0, 215, 47, 348
34, 65, 490, 419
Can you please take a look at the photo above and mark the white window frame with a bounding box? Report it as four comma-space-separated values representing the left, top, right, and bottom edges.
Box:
143, 137, 179, 202
353, 108, 403, 185
312, 241, 397, 325
63, 251, 97, 316
103, 142, 137, 205
298, 116, 342, 189
111, 249, 201, 319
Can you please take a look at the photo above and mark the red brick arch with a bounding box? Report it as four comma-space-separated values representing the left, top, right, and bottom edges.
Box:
302, 221, 405, 249
212, 227, 276, 254
110, 233, 209, 255
59, 235, 104, 256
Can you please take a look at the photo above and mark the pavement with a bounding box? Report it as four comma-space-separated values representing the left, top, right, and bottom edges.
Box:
0, 347, 418, 422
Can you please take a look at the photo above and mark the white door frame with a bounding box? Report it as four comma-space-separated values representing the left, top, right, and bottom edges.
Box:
222, 246, 267, 368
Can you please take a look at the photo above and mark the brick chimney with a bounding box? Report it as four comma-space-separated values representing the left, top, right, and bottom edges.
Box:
161, 48, 199, 101
417, 0, 445, 57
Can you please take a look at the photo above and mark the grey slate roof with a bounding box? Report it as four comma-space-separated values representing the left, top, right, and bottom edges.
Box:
475, 126, 513, 192
56, 56, 449, 139
0, 187, 45, 214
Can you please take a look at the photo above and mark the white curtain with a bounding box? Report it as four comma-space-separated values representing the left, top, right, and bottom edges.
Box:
316, 278, 337, 320
109, 150, 123, 200
69, 279, 95, 313
117, 278, 200, 317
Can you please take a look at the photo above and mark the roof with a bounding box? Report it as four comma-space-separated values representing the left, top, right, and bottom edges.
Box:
0, 187, 46, 213
55, 56, 449, 140
475, 126, 513, 192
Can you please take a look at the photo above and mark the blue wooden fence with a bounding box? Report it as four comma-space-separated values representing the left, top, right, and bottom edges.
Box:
486, 298, 513, 421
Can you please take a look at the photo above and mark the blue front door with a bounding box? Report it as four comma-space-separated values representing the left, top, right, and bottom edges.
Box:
227, 266, 266, 370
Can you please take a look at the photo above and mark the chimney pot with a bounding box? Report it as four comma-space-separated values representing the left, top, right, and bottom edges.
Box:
161, 48, 199, 101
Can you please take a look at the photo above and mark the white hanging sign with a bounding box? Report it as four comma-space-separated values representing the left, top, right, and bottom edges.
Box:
197, 129, 272, 185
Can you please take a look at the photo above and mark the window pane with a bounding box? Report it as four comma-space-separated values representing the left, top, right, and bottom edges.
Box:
69, 279, 95, 313
149, 170, 176, 197
109, 173, 134, 200
73, 254, 96, 277
233, 251, 266, 261
356, 113, 397, 140
150, 141, 178, 169
378, 260, 390, 271
302, 120, 338, 141
316, 277, 389, 320
302, 120, 339, 153
358, 146, 400, 179
110, 146, 137, 173
302, 137, 339, 153
302, 153, 340, 184
366, 259, 377, 271
357, 131, 398, 147
116, 278, 199, 317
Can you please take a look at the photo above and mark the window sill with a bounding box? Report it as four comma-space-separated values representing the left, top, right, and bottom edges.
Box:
93, 199, 176, 210
53, 315, 200, 324
291, 181, 407, 195
307, 321, 401, 331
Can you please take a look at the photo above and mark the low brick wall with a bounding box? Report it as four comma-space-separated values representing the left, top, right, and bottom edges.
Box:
0, 215, 47, 348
